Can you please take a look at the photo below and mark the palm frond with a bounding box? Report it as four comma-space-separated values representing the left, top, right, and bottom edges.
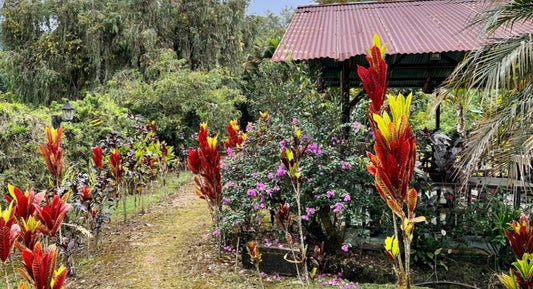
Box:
446, 33, 533, 95
457, 83, 533, 187
473, 0, 533, 33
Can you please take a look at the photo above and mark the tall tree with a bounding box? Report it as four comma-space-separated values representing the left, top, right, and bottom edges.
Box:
444, 0, 533, 184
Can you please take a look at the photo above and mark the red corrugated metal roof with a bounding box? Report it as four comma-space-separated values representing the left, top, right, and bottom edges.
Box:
272, 0, 533, 62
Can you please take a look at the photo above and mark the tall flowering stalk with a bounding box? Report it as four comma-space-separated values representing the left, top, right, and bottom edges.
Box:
109, 148, 126, 221
187, 123, 222, 220
39, 127, 64, 188
92, 146, 104, 171
358, 35, 425, 289
247, 241, 265, 289
280, 126, 309, 286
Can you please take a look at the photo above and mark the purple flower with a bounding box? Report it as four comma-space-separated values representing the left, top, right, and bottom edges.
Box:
341, 245, 349, 252
226, 147, 234, 157
306, 143, 322, 156
341, 160, 352, 170
247, 189, 257, 197
253, 204, 260, 210
225, 181, 235, 188
343, 194, 351, 202
301, 215, 309, 221
246, 123, 253, 132
266, 190, 272, 197
267, 172, 274, 179
306, 207, 316, 215
256, 182, 267, 190
279, 140, 287, 151
331, 202, 343, 213
307, 178, 313, 183
252, 172, 258, 178
292, 118, 298, 125
212, 230, 221, 237
352, 121, 363, 133
223, 197, 231, 204
326, 190, 335, 198
273, 185, 280, 191
276, 163, 287, 178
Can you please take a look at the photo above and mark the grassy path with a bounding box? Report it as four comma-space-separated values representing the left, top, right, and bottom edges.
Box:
71, 173, 256, 289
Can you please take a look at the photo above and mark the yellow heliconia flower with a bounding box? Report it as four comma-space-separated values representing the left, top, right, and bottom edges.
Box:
21, 216, 42, 233
0, 202, 13, 223
207, 136, 218, 150
373, 112, 393, 143
367, 34, 388, 59
388, 93, 412, 128
200, 122, 208, 130
50, 265, 66, 288
294, 126, 301, 140
384, 236, 399, 257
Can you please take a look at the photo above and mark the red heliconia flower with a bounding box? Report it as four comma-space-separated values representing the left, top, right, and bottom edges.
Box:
92, 146, 104, 171
275, 202, 292, 231
109, 148, 123, 183
18, 216, 46, 251
6, 185, 45, 220
39, 127, 64, 183
504, 215, 533, 259
78, 186, 92, 203
34, 194, 71, 237
187, 123, 222, 215
0, 202, 21, 262
224, 120, 246, 149
17, 242, 68, 289
357, 35, 388, 115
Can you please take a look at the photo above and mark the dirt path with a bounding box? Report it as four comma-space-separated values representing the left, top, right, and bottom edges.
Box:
71, 179, 257, 289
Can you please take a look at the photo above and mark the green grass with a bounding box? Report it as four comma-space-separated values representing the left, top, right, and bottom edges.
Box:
109, 171, 191, 221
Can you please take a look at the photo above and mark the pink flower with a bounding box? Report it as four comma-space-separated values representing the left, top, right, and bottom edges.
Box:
341, 160, 352, 170
301, 215, 309, 221
331, 202, 343, 213
226, 147, 234, 157
256, 182, 267, 190
223, 197, 231, 204
326, 190, 335, 198
306, 207, 316, 215
247, 189, 257, 197
343, 194, 351, 202
252, 172, 258, 178
341, 245, 349, 252
267, 172, 274, 179
212, 230, 221, 237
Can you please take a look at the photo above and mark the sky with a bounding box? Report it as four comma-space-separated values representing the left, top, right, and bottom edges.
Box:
247, 0, 315, 16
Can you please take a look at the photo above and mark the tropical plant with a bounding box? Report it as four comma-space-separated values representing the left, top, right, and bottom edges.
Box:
0, 201, 21, 289
358, 35, 425, 289
16, 242, 68, 289
34, 194, 71, 238
187, 123, 222, 221
499, 215, 533, 288
39, 127, 64, 189
444, 0, 533, 186
246, 240, 265, 289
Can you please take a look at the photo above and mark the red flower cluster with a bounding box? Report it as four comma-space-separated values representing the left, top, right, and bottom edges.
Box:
109, 148, 123, 184
357, 35, 388, 115
504, 215, 533, 259
92, 146, 104, 171
224, 120, 246, 149
39, 127, 64, 184
187, 123, 222, 214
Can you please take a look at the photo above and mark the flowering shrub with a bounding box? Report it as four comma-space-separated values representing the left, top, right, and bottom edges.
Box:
220, 105, 378, 253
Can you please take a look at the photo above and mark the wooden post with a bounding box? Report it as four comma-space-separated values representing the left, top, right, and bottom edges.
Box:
341, 60, 350, 138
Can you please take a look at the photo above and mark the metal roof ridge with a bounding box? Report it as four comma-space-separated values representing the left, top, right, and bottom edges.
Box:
296, 0, 479, 10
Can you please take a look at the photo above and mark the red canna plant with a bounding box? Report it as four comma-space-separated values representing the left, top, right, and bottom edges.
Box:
187, 123, 222, 220
358, 35, 424, 289
17, 242, 68, 289
6, 185, 45, 221
224, 120, 246, 150
39, 127, 64, 188
91, 146, 104, 171
34, 194, 71, 237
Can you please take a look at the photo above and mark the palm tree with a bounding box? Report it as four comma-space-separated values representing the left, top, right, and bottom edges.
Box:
444, 0, 533, 186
